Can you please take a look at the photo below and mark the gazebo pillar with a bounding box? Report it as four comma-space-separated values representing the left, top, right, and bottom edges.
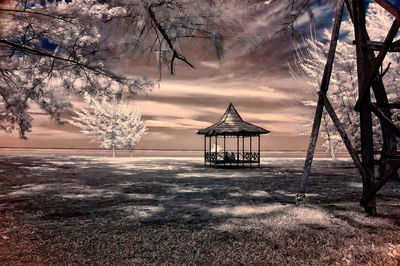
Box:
242, 135, 245, 167
215, 135, 218, 167
250, 136, 252, 167
223, 135, 226, 167
209, 135, 212, 166
258, 134, 260, 168
236, 135, 239, 166
204, 135, 206, 166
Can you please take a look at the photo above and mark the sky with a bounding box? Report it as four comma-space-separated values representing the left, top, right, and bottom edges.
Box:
0, 1, 340, 151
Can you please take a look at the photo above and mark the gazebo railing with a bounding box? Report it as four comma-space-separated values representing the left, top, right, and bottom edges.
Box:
205, 152, 259, 164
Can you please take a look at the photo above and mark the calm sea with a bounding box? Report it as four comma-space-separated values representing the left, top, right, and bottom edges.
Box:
0, 148, 350, 159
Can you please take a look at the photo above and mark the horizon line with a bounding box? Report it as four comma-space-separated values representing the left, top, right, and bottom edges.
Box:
0, 147, 349, 153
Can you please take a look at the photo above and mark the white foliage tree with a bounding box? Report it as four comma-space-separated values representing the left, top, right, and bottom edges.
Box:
292, 29, 343, 159
293, 3, 400, 158
70, 95, 147, 157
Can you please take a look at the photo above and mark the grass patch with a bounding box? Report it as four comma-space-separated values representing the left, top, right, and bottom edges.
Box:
0, 156, 399, 265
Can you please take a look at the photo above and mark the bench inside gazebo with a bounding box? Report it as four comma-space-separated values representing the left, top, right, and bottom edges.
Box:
197, 103, 270, 167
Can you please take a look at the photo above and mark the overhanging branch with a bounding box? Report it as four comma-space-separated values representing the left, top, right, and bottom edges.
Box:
147, 4, 195, 75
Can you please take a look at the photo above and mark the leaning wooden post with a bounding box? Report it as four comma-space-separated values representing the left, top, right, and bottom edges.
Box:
320, 92, 370, 182
297, 0, 344, 204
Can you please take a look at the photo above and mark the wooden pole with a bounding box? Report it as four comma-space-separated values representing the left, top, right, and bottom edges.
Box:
237, 135, 239, 166
250, 136, 252, 167
361, 160, 400, 206
320, 92, 370, 182
242, 136, 245, 167
204, 135, 206, 166
224, 135, 226, 166
373, 0, 400, 18
345, 0, 398, 180
297, 0, 344, 203
215, 135, 218, 167
370, 103, 400, 137
353, 0, 377, 214
346, 0, 399, 201
258, 135, 260, 168
209, 135, 212, 167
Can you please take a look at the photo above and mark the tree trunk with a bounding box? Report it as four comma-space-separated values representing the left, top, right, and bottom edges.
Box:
329, 140, 336, 160
324, 119, 336, 160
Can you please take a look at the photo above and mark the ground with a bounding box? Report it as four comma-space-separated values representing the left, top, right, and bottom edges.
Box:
0, 153, 399, 265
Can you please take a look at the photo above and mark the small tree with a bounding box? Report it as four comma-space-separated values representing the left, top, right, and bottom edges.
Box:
70, 95, 147, 157
119, 108, 147, 157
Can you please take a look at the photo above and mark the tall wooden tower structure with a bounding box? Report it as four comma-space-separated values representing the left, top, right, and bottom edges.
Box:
297, 0, 400, 215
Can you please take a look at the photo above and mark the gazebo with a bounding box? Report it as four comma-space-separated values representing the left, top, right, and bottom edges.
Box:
197, 103, 270, 167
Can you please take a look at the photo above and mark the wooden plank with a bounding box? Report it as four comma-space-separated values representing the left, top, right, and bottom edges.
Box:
373, 0, 400, 19
392, 39, 400, 46
388, 103, 400, 109
354, 19, 400, 111
372, 102, 400, 109
352, 40, 400, 51
298, 0, 345, 198
370, 103, 400, 137
365, 41, 400, 52
320, 93, 371, 181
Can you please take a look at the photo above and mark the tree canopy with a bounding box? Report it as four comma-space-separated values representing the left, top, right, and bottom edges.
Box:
0, 0, 243, 138
69, 94, 147, 157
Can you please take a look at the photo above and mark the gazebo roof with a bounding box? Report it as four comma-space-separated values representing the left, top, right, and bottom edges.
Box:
197, 103, 270, 136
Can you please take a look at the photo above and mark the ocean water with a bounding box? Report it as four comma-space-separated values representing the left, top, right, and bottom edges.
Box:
0, 148, 351, 159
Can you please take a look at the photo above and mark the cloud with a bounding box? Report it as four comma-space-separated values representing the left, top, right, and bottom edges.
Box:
0, 2, 337, 151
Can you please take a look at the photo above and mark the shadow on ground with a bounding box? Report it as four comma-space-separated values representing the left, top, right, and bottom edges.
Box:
0, 156, 399, 265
